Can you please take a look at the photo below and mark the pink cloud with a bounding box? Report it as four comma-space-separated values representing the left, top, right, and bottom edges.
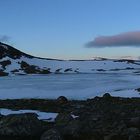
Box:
86, 31, 140, 47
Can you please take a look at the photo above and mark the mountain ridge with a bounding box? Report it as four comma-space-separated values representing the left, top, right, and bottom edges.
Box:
0, 42, 140, 76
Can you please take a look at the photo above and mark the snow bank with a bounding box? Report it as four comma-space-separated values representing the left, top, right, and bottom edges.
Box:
0, 108, 58, 122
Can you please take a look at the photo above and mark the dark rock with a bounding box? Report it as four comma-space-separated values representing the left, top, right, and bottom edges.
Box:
0, 113, 43, 136
55, 69, 62, 74
55, 113, 73, 126
110, 68, 120, 71
104, 134, 127, 140
136, 88, 140, 92
20, 61, 40, 74
40, 69, 51, 74
0, 96, 140, 139
40, 129, 63, 140
94, 96, 100, 100
129, 117, 140, 127
127, 127, 139, 135
20, 61, 51, 74
104, 133, 118, 140
23, 65, 39, 74
103, 93, 111, 98
0, 71, 9, 76
57, 96, 68, 104
126, 67, 134, 70
114, 59, 134, 64
87, 96, 100, 102
128, 135, 136, 140
11, 69, 19, 73
64, 68, 72, 72
74, 68, 79, 73
96, 69, 106, 72
0, 60, 11, 69
62, 120, 80, 138
60, 119, 103, 140
20, 61, 30, 69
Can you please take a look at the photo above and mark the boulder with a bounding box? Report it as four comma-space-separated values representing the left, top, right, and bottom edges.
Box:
127, 127, 139, 135
104, 134, 127, 140
62, 120, 80, 138
103, 93, 112, 99
104, 133, 118, 140
55, 113, 73, 126
57, 96, 68, 104
129, 117, 140, 127
40, 129, 63, 140
20, 61, 30, 69
0, 113, 43, 136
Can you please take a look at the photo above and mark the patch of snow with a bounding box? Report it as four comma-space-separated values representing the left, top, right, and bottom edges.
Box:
1, 55, 140, 74
0, 108, 58, 122
71, 114, 79, 119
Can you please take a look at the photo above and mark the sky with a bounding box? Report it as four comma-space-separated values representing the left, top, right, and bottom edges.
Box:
0, 0, 140, 60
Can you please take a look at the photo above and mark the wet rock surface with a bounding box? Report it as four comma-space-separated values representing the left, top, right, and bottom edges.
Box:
0, 95, 140, 139
40, 129, 63, 140
0, 113, 43, 136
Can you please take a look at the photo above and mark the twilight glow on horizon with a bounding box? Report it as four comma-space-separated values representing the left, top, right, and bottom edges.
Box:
0, 0, 140, 60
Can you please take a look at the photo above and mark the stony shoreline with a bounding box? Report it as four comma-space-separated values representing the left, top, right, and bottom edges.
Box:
0, 94, 140, 140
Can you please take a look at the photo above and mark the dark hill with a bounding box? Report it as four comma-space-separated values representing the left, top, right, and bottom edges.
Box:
0, 42, 33, 59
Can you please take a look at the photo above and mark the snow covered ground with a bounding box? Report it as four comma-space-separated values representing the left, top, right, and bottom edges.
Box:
3, 56, 140, 74
1, 43, 140, 100
0, 73, 140, 100
0, 108, 79, 121
0, 108, 58, 122
1, 43, 140, 75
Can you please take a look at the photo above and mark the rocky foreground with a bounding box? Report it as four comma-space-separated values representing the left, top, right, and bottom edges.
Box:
0, 94, 140, 140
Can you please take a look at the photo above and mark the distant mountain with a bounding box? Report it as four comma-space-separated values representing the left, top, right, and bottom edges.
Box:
120, 56, 140, 60
0, 42, 140, 76
92, 57, 108, 61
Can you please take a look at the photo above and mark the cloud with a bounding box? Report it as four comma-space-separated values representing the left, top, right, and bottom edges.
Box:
86, 31, 140, 48
0, 35, 10, 43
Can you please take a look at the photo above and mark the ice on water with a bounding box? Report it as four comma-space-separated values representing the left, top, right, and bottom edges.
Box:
0, 73, 140, 100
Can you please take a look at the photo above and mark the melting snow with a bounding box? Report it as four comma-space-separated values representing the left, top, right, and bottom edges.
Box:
0, 108, 58, 122
0, 73, 140, 99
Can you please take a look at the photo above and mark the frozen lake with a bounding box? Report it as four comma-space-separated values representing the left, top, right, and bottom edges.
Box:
0, 73, 140, 100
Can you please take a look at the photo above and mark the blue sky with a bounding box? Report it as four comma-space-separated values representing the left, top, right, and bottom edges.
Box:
0, 0, 140, 59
